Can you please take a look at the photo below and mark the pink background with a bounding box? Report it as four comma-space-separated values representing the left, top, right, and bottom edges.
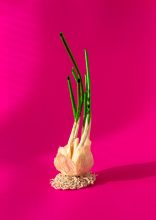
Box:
0, 0, 156, 220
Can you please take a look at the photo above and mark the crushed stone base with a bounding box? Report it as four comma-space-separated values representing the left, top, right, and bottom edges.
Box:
50, 173, 96, 190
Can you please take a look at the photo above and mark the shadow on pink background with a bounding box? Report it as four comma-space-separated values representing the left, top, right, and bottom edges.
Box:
0, 0, 156, 220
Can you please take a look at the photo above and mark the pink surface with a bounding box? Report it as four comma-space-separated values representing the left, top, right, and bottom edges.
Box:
0, 0, 156, 220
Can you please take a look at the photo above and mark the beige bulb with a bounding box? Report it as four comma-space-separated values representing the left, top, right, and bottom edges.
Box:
54, 121, 94, 176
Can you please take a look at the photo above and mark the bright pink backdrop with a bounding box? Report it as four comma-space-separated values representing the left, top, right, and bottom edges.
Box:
0, 0, 156, 220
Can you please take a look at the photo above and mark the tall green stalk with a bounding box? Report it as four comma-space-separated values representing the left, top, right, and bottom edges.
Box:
60, 33, 84, 101
60, 33, 91, 128
84, 50, 91, 124
67, 76, 77, 120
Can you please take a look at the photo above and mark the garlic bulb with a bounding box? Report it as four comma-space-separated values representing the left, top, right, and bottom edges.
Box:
54, 121, 94, 176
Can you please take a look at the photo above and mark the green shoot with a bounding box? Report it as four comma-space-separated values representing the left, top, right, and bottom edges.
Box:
60, 34, 91, 128
85, 50, 91, 123
83, 92, 87, 127
72, 68, 79, 82
67, 76, 77, 120
60, 32, 84, 99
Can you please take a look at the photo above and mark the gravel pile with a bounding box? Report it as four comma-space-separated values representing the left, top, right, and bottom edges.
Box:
50, 173, 96, 190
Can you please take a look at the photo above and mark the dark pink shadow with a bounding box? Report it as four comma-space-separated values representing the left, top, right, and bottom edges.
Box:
95, 161, 156, 186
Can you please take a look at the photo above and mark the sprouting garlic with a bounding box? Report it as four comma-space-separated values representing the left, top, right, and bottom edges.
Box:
54, 119, 94, 176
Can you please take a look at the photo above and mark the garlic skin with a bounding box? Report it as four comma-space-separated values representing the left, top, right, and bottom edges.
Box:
54, 137, 94, 176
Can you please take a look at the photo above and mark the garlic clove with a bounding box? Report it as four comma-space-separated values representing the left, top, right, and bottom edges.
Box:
54, 146, 76, 175
54, 138, 94, 176
73, 138, 94, 175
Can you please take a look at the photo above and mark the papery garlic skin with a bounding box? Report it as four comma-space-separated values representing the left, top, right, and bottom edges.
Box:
54, 137, 94, 176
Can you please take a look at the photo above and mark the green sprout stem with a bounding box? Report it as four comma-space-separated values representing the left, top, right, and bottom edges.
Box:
67, 76, 77, 120
76, 79, 83, 121
60, 33, 81, 76
72, 68, 78, 82
85, 50, 91, 124
72, 69, 83, 120
83, 92, 87, 127
60, 33, 85, 122
77, 78, 81, 105
60, 34, 91, 131
60, 32, 84, 99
